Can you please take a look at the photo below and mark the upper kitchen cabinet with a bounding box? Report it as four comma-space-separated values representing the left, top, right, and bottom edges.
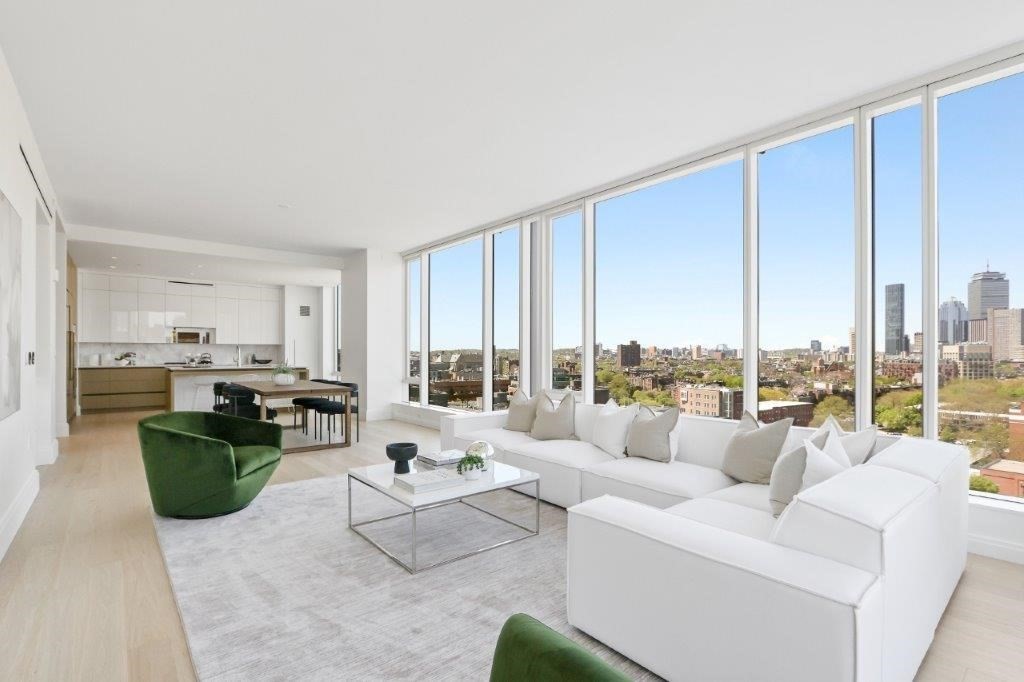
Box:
80, 288, 110, 342
138, 292, 168, 342
259, 300, 282, 344
109, 291, 139, 342
165, 293, 191, 328
237, 299, 261, 343
191, 296, 216, 327
215, 298, 239, 344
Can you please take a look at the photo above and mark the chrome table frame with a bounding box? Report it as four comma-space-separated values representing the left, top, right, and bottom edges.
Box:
347, 475, 540, 574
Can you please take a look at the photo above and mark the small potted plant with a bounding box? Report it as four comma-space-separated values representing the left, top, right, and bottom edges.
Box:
115, 352, 137, 366
457, 453, 486, 481
272, 363, 296, 386
465, 440, 493, 470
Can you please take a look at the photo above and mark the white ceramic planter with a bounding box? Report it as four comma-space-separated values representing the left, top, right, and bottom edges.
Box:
273, 373, 296, 386
463, 468, 482, 481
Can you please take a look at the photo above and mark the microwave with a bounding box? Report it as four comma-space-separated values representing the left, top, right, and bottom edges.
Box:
172, 329, 211, 344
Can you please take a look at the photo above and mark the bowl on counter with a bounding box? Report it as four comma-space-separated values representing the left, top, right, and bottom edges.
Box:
252, 359, 272, 365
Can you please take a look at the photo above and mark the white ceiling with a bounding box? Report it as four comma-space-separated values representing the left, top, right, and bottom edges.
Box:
67, 240, 341, 288
2, 2, 1024, 256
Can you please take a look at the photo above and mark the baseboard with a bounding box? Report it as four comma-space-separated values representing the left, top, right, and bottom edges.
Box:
364, 405, 393, 422
36, 438, 59, 466
0, 470, 40, 564
968, 533, 1024, 564
57, 421, 70, 438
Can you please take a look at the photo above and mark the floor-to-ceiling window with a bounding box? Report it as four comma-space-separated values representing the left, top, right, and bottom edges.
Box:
406, 258, 421, 403
758, 124, 856, 429
937, 70, 1024, 497
429, 238, 483, 410
593, 159, 743, 415
551, 210, 583, 393
492, 226, 520, 408
872, 104, 923, 436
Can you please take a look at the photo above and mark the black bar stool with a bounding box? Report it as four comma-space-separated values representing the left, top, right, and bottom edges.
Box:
292, 397, 328, 436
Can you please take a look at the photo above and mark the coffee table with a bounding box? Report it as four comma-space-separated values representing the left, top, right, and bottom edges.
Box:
347, 461, 540, 573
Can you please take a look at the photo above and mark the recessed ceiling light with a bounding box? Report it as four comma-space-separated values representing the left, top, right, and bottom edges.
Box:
111, 256, 118, 260
196, 264, 204, 268
277, 203, 292, 209
108, 265, 116, 270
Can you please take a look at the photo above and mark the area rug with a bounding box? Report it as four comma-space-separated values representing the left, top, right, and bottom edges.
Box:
153, 475, 658, 681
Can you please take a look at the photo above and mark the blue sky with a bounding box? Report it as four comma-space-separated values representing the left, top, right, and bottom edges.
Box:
423, 71, 1024, 353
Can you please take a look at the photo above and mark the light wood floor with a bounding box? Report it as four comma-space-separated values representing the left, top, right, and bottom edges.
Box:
0, 411, 1022, 681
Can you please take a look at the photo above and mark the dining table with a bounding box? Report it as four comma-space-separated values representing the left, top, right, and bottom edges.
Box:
232, 379, 353, 452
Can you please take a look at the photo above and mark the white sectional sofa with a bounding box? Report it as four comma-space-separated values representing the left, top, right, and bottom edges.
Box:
441, 403, 970, 681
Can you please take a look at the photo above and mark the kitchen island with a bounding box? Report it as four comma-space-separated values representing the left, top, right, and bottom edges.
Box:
166, 365, 308, 412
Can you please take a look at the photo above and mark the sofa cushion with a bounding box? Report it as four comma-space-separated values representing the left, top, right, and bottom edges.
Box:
821, 415, 878, 465
574, 403, 602, 444
453, 427, 538, 454
664, 498, 777, 541
705, 482, 773, 515
531, 394, 576, 440
233, 445, 281, 478
626, 407, 678, 463
505, 391, 538, 432
590, 400, 639, 458
721, 413, 793, 484
582, 458, 736, 509
867, 437, 962, 484
505, 439, 615, 508
509, 439, 613, 469
768, 429, 832, 516
802, 435, 850, 489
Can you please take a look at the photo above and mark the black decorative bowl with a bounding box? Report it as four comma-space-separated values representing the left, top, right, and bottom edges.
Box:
386, 442, 418, 474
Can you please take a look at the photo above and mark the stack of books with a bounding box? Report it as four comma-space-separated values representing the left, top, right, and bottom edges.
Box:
416, 449, 464, 467
393, 469, 464, 493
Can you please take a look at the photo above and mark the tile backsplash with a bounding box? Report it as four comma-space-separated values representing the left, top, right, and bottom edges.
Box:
79, 343, 283, 367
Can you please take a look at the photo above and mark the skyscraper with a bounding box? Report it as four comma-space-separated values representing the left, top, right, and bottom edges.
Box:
616, 340, 641, 368
809, 339, 822, 353
938, 297, 969, 344
990, 308, 1024, 362
967, 268, 1009, 320
884, 284, 905, 356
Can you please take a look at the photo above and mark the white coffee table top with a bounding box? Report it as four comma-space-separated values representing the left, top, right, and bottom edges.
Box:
347, 460, 538, 508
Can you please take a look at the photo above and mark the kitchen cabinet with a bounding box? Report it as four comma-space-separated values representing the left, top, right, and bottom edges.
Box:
82, 272, 110, 290
108, 275, 139, 292
80, 289, 110, 342
138, 293, 167, 342
109, 292, 139, 342
166, 281, 193, 296
259, 300, 282, 344
191, 296, 216, 327
165, 294, 191, 328
237, 300, 261, 344
191, 283, 216, 298
236, 286, 261, 301
138, 278, 166, 294
215, 298, 239, 344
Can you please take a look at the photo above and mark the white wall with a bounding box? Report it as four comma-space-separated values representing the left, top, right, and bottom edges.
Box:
0, 43, 61, 562
339, 249, 404, 421
283, 285, 323, 378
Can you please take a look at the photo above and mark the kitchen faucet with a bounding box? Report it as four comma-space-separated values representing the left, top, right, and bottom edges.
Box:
235, 345, 241, 367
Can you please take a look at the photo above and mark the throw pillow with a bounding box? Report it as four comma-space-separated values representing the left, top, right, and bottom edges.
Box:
504, 391, 537, 432
530, 394, 575, 440
721, 412, 793, 484
822, 414, 878, 465
768, 428, 831, 516
625, 407, 679, 463
591, 400, 640, 458
802, 434, 850, 489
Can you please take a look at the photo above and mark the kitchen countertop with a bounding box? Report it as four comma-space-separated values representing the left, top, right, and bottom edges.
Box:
80, 364, 296, 371
167, 365, 304, 372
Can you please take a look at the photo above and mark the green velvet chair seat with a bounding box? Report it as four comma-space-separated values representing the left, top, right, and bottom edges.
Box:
490, 614, 631, 682
233, 445, 281, 478
137, 411, 283, 519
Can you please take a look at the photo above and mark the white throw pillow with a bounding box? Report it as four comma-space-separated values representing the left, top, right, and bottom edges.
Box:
768, 428, 831, 516
591, 400, 639, 458
504, 391, 537, 432
625, 406, 678, 463
802, 434, 850, 489
530, 394, 575, 440
822, 414, 877, 465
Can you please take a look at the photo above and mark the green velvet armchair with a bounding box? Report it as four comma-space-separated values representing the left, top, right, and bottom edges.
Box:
490, 614, 631, 682
137, 411, 282, 518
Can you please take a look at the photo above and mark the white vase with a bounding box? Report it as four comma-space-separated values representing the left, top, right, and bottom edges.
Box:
273, 373, 296, 386
463, 468, 482, 481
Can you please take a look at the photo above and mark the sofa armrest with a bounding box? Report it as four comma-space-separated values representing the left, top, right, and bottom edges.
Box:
440, 410, 510, 449
568, 496, 883, 682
